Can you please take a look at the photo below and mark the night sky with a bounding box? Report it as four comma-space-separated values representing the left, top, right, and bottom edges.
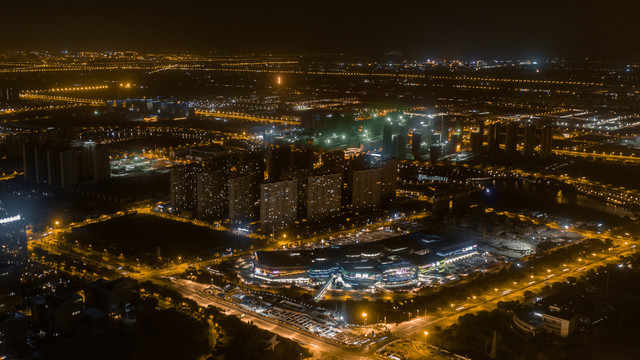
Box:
2, 0, 639, 59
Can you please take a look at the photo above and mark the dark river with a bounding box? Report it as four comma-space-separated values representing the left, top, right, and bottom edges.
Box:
475, 178, 635, 225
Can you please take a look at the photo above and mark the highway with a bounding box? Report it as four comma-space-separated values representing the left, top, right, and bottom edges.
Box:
389, 241, 637, 340
30, 223, 637, 358
194, 109, 299, 125
27, 191, 639, 359
553, 149, 640, 163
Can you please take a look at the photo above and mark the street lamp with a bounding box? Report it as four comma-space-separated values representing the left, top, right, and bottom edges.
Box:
362, 312, 367, 327
424, 331, 429, 346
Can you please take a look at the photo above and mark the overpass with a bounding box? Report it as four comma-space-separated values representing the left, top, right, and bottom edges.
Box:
313, 274, 340, 302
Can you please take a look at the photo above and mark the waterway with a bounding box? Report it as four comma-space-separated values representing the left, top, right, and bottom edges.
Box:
478, 178, 634, 224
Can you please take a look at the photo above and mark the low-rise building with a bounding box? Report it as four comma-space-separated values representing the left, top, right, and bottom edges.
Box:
540, 312, 578, 338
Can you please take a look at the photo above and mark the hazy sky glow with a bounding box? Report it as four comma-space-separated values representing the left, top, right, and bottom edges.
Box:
2, 0, 639, 59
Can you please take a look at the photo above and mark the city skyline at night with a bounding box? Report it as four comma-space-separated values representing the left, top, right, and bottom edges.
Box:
1, 2, 640, 360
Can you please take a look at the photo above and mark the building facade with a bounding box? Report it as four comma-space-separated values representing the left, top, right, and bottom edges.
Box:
307, 173, 342, 221
351, 168, 381, 211
260, 180, 297, 232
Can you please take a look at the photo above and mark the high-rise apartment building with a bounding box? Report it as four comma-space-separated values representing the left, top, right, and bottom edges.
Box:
229, 174, 257, 222
170, 164, 201, 213
307, 173, 342, 221
260, 180, 297, 232
351, 168, 381, 211
541, 127, 553, 159
0, 215, 27, 264
523, 125, 536, 156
